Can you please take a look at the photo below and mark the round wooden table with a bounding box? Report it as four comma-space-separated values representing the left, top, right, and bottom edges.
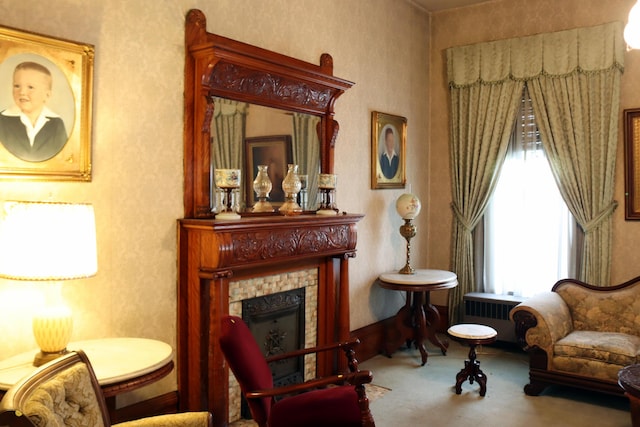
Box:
619, 364, 640, 426
379, 269, 457, 366
0, 338, 173, 423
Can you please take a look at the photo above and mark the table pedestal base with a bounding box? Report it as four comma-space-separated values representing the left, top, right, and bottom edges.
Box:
384, 290, 448, 366
455, 346, 488, 396
448, 324, 497, 397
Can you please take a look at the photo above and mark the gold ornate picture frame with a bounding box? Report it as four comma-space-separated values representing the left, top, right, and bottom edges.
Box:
624, 108, 640, 220
371, 111, 406, 189
0, 25, 94, 181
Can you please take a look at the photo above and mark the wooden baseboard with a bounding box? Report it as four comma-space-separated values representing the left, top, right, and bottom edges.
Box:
350, 304, 449, 363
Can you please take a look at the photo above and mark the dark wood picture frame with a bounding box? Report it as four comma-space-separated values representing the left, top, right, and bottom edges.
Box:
371, 111, 406, 189
0, 25, 94, 181
244, 135, 292, 208
624, 108, 640, 220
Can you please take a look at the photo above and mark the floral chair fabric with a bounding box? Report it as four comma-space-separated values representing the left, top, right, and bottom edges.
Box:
510, 276, 640, 396
0, 351, 211, 427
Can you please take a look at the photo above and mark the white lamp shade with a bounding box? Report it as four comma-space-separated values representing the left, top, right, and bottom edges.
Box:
396, 193, 422, 220
0, 201, 98, 280
625, 1, 640, 49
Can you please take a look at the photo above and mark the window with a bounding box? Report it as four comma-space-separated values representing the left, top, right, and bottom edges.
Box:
479, 86, 576, 298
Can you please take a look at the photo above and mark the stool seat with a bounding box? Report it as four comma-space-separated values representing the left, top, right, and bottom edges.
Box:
448, 323, 497, 397
448, 324, 497, 340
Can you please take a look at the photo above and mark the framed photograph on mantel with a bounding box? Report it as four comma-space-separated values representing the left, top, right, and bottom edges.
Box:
624, 108, 640, 220
371, 111, 406, 189
0, 25, 94, 181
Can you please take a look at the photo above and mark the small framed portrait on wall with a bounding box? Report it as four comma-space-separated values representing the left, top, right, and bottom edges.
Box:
0, 25, 94, 181
371, 111, 406, 189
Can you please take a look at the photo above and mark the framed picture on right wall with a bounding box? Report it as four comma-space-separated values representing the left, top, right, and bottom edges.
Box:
624, 108, 640, 220
371, 111, 406, 189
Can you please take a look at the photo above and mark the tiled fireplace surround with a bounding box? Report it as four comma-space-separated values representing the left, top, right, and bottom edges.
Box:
177, 214, 362, 427
227, 269, 318, 422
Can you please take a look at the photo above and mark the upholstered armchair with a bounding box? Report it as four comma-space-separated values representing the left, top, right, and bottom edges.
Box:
219, 315, 375, 427
0, 350, 212, 427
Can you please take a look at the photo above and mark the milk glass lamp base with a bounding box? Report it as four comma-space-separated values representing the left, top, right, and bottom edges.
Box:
316, 209, 338, 216
216, 211, 241, 220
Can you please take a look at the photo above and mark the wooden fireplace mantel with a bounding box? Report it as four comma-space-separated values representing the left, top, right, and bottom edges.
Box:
177, 213, 362, 427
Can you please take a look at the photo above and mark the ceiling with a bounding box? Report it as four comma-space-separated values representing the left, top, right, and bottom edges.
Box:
410, 0, 492, 12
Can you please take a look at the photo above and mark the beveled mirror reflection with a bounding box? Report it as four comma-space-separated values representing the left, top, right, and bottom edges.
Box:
184, 9, 353, 218
209, 97, 320, 212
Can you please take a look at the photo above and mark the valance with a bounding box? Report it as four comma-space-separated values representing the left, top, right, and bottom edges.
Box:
447, 22, 624, 87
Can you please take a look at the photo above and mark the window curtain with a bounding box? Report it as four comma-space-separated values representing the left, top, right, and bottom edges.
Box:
212, 98, 248, 209
482, 87, 577, 298
446, 22, 624, 323
527, 25, 623, 286
292, 113, 321, 210
212, 98, 247, 170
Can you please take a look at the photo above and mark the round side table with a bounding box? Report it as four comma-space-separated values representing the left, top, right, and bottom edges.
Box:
0, 338, 173, 423
379, 269, 457, 366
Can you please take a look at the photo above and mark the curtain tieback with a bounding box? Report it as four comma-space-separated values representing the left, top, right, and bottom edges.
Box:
451, 203, 474, 232
582, 201, 618, 234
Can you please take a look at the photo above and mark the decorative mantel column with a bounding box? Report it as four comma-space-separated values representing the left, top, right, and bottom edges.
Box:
177, 213, 362, 427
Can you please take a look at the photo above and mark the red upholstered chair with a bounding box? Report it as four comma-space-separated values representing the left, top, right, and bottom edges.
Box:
219, 315, 376, 427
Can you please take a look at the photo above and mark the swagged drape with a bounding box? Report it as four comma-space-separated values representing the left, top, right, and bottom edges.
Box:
446, 22, 624, 323
292, 113, 321, 210
212, 98, 248, 171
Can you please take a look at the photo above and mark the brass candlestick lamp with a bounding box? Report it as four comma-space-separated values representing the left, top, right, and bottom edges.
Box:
395, 193, 422, 274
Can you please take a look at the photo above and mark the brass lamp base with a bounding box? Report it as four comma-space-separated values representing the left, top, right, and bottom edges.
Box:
33, 348, 70, 367
398, 218, 417, 275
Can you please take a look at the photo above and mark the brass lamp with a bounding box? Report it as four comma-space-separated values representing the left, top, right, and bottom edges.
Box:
0, 201, 98, 366
395, 193, 422, 274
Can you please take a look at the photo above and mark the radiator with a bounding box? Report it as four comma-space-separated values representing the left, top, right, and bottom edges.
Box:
462, 292, 525, 343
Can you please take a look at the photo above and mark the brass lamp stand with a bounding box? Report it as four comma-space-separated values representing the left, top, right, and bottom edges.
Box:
398, 218, 417, 274
395, 192, 422, 275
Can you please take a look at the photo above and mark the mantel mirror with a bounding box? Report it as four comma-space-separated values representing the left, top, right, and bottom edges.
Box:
184, 9, 354, 218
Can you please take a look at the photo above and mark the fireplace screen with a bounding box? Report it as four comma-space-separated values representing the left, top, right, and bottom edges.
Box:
241, 287, 306, 417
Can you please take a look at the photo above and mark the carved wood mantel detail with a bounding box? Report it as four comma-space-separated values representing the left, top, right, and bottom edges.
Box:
184, 9, 354, 218
178, 214, 362, 427
180, 10, 357, 427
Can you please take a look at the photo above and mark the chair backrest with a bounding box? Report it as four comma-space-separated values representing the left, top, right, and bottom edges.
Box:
0, 350, 110, 427
219, 315, 274, 426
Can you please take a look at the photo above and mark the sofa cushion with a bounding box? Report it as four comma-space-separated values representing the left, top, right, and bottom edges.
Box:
554, 330, 640, 366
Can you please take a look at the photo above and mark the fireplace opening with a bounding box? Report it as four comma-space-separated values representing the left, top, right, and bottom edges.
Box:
241, 287, 306, 418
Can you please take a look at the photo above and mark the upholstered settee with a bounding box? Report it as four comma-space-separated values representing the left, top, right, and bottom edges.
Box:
510, 276, 640, 396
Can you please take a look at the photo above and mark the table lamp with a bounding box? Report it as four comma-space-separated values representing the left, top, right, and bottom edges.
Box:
0, 201, 98, 366
395, 193, 422, 274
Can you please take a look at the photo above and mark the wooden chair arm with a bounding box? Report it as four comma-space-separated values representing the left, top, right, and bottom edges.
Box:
265, 338, 361, 363
245, 370, 373, 400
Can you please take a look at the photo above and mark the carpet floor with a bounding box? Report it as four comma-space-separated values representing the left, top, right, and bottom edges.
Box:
361, 337, 631, 427
229, 337, 631, 426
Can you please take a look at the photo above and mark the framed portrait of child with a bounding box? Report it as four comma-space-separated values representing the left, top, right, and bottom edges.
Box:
0, 25, 94, 181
